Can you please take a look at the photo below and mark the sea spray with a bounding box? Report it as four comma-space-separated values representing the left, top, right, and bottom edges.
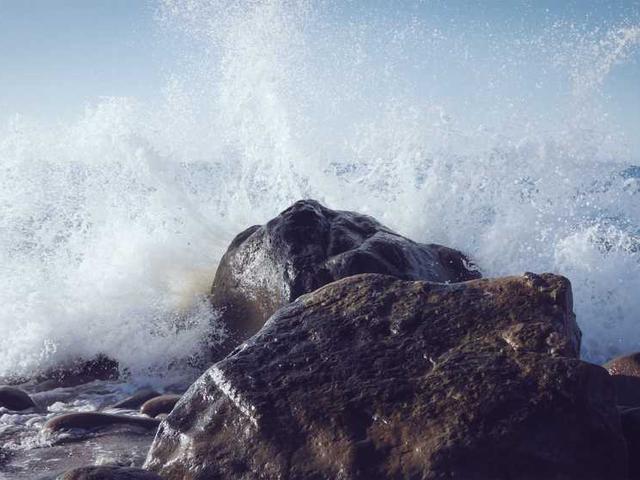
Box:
1, 1, 639, 384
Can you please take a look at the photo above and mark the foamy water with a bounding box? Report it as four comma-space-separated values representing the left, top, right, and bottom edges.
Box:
1, 0, 639, 386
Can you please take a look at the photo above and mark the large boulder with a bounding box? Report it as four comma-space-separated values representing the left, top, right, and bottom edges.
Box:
146, 273, 626, 480
211, 199, 480, 347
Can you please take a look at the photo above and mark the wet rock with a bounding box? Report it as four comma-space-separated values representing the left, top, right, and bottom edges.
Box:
140, 395, 181, 418
44, 412, 160, 433
211, 199, 480, 348
605, 352, 640, 406
56, 465, 162, 479
609, 376, 640, 407
8, 432, 155, 480
0, 386, 36, 411
146, 273, 625, 480
112, 389, 161, 410
619, 406, 640, 479
32, 355, 120, 391
1, 355, 118, 392
606, 352, 640, 377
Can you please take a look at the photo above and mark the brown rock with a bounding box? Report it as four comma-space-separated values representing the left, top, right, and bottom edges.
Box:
44, 412, 160, 433
140, 395, 181, 418
211, 199, 480, 351
605, 352, 640, 406
606, 352, 640, 376
56, 465, 163, 479
146, 273, 625, 480
0, 386, 36, 411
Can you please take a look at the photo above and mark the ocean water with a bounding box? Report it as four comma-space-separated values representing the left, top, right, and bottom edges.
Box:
1, 0, 640, 390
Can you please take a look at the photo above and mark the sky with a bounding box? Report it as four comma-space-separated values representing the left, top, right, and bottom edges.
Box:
0, 0, 163, 120
0, 0, 639, 157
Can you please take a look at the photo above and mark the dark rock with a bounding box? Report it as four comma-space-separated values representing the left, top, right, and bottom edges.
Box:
211, 199, 480, 348
0, 386, 36, 410
10, 433, 155, 479
44, 412, 160, 433
140, 395, 181, 418
33, 355, 120, 391
610, 376, 640, 407
112, 389, 161, 410
619, 406, 640, 479
146, 273, 626, 480
605, 352, 640, 406
56, 465, 163, 479
0, 355, 119, 393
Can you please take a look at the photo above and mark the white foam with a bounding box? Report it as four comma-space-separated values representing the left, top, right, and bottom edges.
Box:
0, 1, 639, 384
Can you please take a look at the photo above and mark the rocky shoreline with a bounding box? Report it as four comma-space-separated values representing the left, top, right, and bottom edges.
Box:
2, 200, 640, 479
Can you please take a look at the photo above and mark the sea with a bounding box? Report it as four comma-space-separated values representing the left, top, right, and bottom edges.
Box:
1, 1, 639, 477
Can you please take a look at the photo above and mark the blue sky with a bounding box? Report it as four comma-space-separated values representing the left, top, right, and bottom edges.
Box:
0, 0, 162, 119
1, 0, 639, 157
